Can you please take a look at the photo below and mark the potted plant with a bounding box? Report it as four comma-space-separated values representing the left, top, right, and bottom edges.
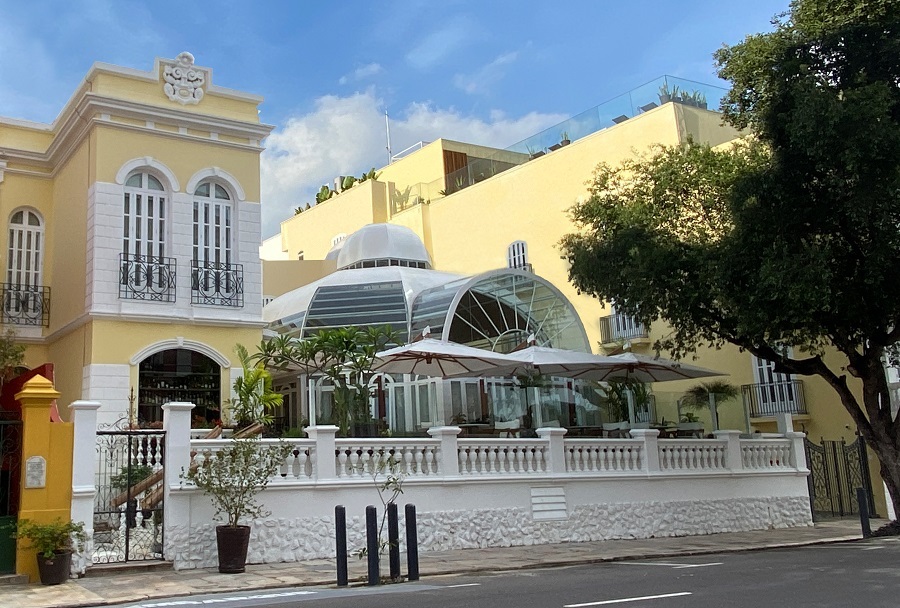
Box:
680, 380, 739, 428
560, 131, 571, 146
658, 83, 671, 104
12, 518, 86, 585
678, 411, 704, 432
182, 436, 293, 573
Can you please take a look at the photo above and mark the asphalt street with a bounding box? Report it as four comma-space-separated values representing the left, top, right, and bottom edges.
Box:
116, 536, 900, 608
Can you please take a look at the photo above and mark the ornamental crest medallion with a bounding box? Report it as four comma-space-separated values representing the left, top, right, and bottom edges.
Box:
162, 52, 207, 105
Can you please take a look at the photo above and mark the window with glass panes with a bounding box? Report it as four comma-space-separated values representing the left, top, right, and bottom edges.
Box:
192, 181, 232, 267
123, 172, 167, 259
7, 209, 43, 287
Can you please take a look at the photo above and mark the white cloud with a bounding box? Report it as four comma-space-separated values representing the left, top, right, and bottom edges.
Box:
338, 63, 383, 85
260, 90, 566, 237
405, 17, 476, 71
453, 51, 519, 95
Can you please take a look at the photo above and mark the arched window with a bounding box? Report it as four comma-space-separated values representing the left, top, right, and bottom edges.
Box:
121, 172, 175, 301
192, 181, 242, 306
138, 348, 221, 425
124, 172, 167, 259
7, 209, 43, 288
4, 209, 48, 325
507, 240, 529, 271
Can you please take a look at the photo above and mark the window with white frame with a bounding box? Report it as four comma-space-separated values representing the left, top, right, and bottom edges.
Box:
507, 240, 529, 270
192, 180, 242, 306
193, 181, 233, 267
7, 209, 43, 288
123, 172, 167, 259
4, 208, 48, 325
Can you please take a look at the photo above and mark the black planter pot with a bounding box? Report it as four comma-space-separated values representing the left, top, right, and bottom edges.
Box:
37, 550, 71, 585
216, 525, 251, 574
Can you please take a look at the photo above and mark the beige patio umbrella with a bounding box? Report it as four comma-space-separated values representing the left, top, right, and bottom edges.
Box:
371, 338, 517, 378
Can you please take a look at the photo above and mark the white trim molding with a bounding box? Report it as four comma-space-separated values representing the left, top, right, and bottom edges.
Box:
129, 338, 231, 367
185, 167, 246, 202
0, 159, 6, 183
116, 156, 181, 191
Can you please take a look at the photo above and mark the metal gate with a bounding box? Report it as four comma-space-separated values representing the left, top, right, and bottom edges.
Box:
805, 436, 876, 519
94, 426, 166, 563
0, 415, 22, 574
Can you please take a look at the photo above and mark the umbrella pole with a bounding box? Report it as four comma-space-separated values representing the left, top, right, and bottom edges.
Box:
308, 376, 317, 426
708, 392, 719, 432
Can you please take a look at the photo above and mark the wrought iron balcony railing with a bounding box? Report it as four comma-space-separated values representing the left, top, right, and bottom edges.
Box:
599, 312, 648, 344
1, 283, 50, 326
119, 253, 177, 302
191, 261, 244, 307
742, 380, 808, 417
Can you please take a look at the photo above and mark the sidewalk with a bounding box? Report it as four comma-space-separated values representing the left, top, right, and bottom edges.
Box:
2, 519, 880, 608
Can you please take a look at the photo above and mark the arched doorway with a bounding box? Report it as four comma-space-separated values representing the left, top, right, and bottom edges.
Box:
138, 349, 221, 426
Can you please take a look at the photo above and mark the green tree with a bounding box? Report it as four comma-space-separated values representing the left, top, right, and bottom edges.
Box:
253, 326, 400, 436
561, 0, 900, 513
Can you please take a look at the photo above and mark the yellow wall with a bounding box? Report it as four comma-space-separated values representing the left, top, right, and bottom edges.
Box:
0, 123, 54, 154
90, 71, 261, 124
94, 126, 262, 201
45, 325, 90, 422
15, 377, 73, 583
263, 260, 337, 298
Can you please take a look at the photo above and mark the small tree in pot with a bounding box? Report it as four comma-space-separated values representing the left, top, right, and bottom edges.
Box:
182, 437, 293, 573
12, 518, 86, 585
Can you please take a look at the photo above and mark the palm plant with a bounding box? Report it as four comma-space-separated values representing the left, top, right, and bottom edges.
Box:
680, 380, 739, 422
226, 344, 283, 428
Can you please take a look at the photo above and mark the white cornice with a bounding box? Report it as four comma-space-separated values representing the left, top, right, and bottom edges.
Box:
0, 94, 272, 174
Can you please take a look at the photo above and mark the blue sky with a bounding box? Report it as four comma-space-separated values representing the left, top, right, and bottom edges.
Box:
0, 0, 788, 237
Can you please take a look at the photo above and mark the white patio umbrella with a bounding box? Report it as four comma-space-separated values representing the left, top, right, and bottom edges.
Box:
371, 338, 517, 378
575, 352, 726, 383
493, 345, 624, 379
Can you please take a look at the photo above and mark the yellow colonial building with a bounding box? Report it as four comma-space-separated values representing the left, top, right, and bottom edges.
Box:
0, 52, 272, 427
262, 76, 890, 513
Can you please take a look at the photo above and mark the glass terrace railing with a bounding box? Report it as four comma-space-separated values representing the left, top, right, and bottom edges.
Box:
390, 75, 728, 214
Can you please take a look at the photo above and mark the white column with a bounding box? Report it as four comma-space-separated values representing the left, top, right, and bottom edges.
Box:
162, 402, 194, 562
630, 428, 660, 472
713, 430, 744, 471
427, 426, 461, 476
774, 412, 794, 434
536, 427, 568, 474
785, 431, 808, 471
68, 400, 101, 575
306, 425, 338, 480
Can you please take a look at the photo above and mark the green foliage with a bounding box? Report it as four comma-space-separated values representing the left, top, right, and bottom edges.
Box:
11, 519, 87, 558
109, 464, 154, 491
181, 437, 293, 527
562, 0, 900, 510
0, 328, 25, 390
680, 412, 701, 424
226, 344, 283, 428
681, 381, 740, 411
599, 379, 649, 422
253, 326, 400, 436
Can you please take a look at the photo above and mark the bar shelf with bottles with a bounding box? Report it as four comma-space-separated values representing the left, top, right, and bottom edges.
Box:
138, 371, 221, 424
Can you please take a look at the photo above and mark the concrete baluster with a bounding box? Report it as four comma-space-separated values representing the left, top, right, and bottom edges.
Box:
713, 430, 744, 471
162, 402, 194, 561
427, 426, 461, 476
306, 425, 339, 480
630, 428, 660, 473
536, 427, 568, 474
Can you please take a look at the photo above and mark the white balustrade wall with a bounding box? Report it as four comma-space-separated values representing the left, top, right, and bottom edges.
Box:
69, 405, 812, 571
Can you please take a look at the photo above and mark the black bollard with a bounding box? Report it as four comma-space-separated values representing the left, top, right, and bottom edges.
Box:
405, 503, 419, 581
366, 505, 380, 585
857, 487, 872, 538
335, 505, 348, 587
387, 502, 400, 581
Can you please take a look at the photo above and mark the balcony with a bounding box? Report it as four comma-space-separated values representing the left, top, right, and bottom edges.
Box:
1, 284, 50, 326
742, 380, 808, 418
599, 313, 649, 345
119, 253, 177, 302
191, 261, 244, 307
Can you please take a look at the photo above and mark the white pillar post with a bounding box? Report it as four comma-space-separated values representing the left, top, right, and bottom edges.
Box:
713, 430, 744, 470
305, 425, 339, 480
68, 400, 101, 574
162, 402, 194, 562
536, 427, 568, 474
785, 431, 808, 471
629, 428, 660, 472
775, 412, 794, 434
427, 425, 461, 476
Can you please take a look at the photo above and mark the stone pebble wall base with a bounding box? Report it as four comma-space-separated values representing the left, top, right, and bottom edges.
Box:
167, 496, 811, 570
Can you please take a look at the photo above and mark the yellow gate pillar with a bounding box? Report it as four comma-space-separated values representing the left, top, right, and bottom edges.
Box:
15, 376, 74, 583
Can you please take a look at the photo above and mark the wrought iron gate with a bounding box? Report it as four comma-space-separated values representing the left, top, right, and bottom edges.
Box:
0, 415, 22, 574
94, 427, 166, 563
805, 436, 876, 518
